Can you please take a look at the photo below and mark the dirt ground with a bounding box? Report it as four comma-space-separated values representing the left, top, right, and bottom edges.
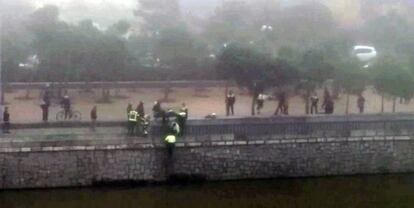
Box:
2, 86, 413, 123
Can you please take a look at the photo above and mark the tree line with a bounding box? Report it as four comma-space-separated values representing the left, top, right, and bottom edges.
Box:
2, 0, 414, 109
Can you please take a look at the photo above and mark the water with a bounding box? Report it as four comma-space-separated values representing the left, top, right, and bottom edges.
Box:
2, 175, 414, 208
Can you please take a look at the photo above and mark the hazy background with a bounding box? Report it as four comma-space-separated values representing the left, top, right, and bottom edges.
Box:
10, 0, 411, 28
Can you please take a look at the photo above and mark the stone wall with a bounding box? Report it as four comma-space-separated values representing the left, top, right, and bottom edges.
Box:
2, 114, 414, 189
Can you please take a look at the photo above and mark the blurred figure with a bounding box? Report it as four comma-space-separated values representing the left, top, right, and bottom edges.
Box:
152, 101, 163, 118
3, 107, 10, 134
178, 103, 188, 136
226, 90, 236, 116
90, 106, 97, 131
127, 109, 138, 136
256, 94, 265, 115
321, 87, 331, 111
283, 99, 289, 115
205, 113, 217, 119
40, 101, 49, 122
310, 93, 319, 114
180, 103, 188, 119
60, 94, 71, 120
325, 97, 334, 114
357, 94, 366, 114
126, 103, 132, 119
136, 101, 145, 117
43, 84, 51, 107
274, 92, 287, 115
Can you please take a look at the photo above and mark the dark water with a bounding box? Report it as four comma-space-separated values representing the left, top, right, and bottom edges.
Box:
2, 175, 414, 208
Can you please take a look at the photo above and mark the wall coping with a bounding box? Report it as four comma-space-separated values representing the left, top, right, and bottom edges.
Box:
8, 113, 414, 130
0, 135, 412, 154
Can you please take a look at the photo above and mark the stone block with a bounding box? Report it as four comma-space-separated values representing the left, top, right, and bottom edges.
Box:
234, 141, 247, 145
394, 136, 410, 141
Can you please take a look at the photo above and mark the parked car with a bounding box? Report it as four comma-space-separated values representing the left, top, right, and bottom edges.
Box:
352, 45, 377, 68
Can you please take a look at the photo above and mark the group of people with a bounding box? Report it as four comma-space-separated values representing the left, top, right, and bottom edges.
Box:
310, 88, 335, 115
226, 88, 367, 116
310, 88, 366, 115
126, 101, 149, 136
40, 86, 73, 122
225, 90, 271, 116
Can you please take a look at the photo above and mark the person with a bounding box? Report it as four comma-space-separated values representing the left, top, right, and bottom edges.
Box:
325, 97, 334, 114
152, 101, 163, 118
164, 134, 176, 157
180, 103, 188, 119
256, 94, 265, 115
226, 90, 236, 116
43, 85, 51, 107
321, 87, 331, 110
138, 115, 150, 137
310, 93, 319, 114
136, 101, 145, 117
40, 101, 49, 122
3, 107, 10, 134
90, 106, 97, 131
60, 94, 71, 120
177, 103, 188, 136
127, 109, 138, 136
126, 103, 132, 116
357, 94, 366, 114
283, 99, 289, 115
274, 92, 287, 115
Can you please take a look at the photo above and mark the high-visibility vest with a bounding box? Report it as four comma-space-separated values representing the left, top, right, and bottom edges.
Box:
128, 111, 138, 122
165, 135, 176, 144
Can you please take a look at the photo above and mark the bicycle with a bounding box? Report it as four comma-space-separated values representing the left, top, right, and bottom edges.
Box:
56, 109, 82, 121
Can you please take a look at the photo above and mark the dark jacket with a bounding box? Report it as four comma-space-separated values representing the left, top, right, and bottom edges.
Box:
3, 111, 10, 122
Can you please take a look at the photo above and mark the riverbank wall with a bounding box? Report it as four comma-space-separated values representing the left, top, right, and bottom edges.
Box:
2, 114, 414, 189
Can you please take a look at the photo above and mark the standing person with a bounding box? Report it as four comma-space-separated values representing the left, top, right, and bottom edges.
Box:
3, 107, 10, 134
274, 92, 286, 115
152, 101, 163, 118
283, 98, 289, 115
321, 87, 331, 110
136, 101, 145, 117
90, 106, 97, 131
256, 94, 265, 115
60, 95, 71, 120
127, 109, 138, 136
325, 97, 334, 114
310, 93, 319, 114
178, 103, 188, 136
126, 103, 132, 113
40, 101, 49, 122
226, 90, 236, 116
357, 94, 366, 114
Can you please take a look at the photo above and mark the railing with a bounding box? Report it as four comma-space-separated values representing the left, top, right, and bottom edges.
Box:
9, 113, 414, 138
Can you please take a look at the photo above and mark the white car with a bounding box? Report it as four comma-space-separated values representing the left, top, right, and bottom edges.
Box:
352, 45, 377, 68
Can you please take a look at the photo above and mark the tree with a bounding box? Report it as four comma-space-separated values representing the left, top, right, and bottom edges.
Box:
106, 20, 131, 36
361, 13, 414, 55
277, 2, 337, 48
217, 43, 298, 115
154, 25, 207, 70
285, 48, 335, 114
372, 56, 414, 113
335, 58, 367, 114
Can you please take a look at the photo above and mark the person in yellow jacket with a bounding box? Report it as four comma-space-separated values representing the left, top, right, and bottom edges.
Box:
127, 110, 138, 136
164, 121, 181, 157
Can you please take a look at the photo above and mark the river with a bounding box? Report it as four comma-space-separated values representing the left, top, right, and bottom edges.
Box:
1, 174, 414, 208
